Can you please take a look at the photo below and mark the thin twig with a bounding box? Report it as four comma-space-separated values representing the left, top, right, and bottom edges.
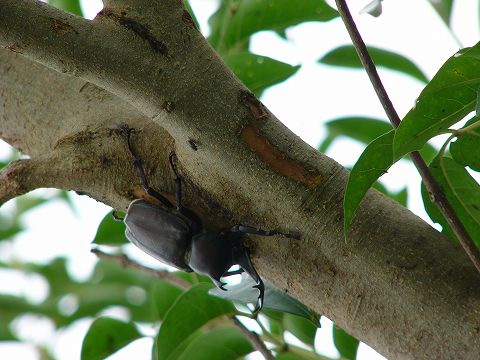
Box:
92, 247, 277, 357
334, 0, 480, 274
232, 316, 275, 360
91, 247, 191, 290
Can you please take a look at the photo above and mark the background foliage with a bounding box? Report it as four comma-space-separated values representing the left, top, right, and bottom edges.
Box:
0, 0, 478, 359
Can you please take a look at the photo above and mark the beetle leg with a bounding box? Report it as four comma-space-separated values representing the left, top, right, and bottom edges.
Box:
212, 278, 228, 291
229, 224, 300, 239
233, 244, 265, 313
124, 129, 173, 209
222, 268, 245, 277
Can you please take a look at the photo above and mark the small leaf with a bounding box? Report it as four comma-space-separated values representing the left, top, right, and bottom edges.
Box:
320, 45, 428, 83
208, 0, 338, 52
427, 156, 480, 245
81, 317, 142, 360
177, 327, 254, 360
450, 117, 480, 171
283, 313, 318, 347
224, 52, 299, 96
209, 277, 319, 324
333, 326, 359, 360
48, 0, 83, 16
359, 0, 383, 17
92, 211, 128, 245
394, 45, 480, 159
157, 283, 235, 360
344, 130, 395, 236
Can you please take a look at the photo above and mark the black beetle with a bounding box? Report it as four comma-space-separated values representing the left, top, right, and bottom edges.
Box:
114, 128, 297, 312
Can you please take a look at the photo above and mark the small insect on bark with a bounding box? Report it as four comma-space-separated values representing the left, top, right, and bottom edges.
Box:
113, 128, 297, 313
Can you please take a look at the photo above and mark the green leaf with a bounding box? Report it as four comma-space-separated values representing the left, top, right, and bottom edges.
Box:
394, 45, 480, 159
333, 326, 359, 360
48, 0, 83, 16
450, 117, 480, 171
81, 317, 142, 360
283, 313, 318, 347
427, 0, 454, 25
177, 327, 253, 360
320, 45, 428, 83
209, 277, 319, 324
344, 131, 395, 236
92, 211, 128, 245
150, 280, 184, 320
157, 283, 235, 360
224, 52, 299, 96
319, 117, 437, 163
319, 117, 392, 153
208, 0, 338, 52
427, 156, 480, 245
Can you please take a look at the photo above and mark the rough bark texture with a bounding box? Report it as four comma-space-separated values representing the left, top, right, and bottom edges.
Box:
0, 1, 479, 359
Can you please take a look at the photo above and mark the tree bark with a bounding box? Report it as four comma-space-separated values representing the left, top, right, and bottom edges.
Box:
0, 1, 479, 359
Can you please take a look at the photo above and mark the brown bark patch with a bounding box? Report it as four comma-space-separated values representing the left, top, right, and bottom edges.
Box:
241, 124, 321, 186
240, 90, 268, 120
50, 18, 78, 35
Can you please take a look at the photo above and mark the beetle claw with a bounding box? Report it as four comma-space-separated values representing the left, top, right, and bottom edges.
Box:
252, 281, 265, 315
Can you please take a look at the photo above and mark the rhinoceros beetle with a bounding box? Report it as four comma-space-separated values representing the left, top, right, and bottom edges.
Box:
114, 128, 297, 313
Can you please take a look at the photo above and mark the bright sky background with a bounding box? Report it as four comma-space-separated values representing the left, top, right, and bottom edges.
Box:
0, 0, 479, 359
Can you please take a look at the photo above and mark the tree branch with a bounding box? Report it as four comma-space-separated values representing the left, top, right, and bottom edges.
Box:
334, 0, 480, 273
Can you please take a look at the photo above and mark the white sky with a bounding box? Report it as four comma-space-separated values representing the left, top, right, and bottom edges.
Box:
1, 0, 479, 359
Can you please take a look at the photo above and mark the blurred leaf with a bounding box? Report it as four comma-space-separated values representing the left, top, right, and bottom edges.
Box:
15, 196, 49, 215
344, 131, 395, 236
48, 0, 83, 16
320, 45, 428, 83
421, 182, 456, 241
333, 326, 359, 360
150, 280, 184, 320
177, 327, 253, 360
319, 117, 436, 163
208, 0, 338, 52
209, 277, 319, 324
0, 295, 38, 340
450, 117, 480, 171
275, 353, 311, 360
427, 156, 480, 245
0, 223, 23, 241
262, 309, 284, 336
224, 52, 299, 96
283, 313, 318, 347
92, 212, 128, 245
393, 45, 480, 159
157, 283, 235, 360
373, 182, 408, 207
427, 0, 454, 25
81, 317, 142, 360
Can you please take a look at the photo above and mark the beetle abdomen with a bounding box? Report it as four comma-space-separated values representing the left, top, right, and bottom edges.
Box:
124, 199, 192, 271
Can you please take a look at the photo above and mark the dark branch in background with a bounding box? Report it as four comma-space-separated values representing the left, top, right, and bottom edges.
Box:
91, 247, 191, 290
334, 0, 480, 274
91, 247, 276, 360
232, 317, 276, 360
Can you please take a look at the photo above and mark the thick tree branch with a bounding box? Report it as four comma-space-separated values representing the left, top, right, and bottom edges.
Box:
1, 1, 480, 359
334, 0, 480, 273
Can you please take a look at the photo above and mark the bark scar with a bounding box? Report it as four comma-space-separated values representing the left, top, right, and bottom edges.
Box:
240, 90, 268, 120
241, 124, 322, 186
98, 9, 168, 55
50, 18, 78, 34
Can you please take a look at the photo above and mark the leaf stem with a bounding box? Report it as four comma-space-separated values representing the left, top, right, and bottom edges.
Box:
334, 0, 480, 274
